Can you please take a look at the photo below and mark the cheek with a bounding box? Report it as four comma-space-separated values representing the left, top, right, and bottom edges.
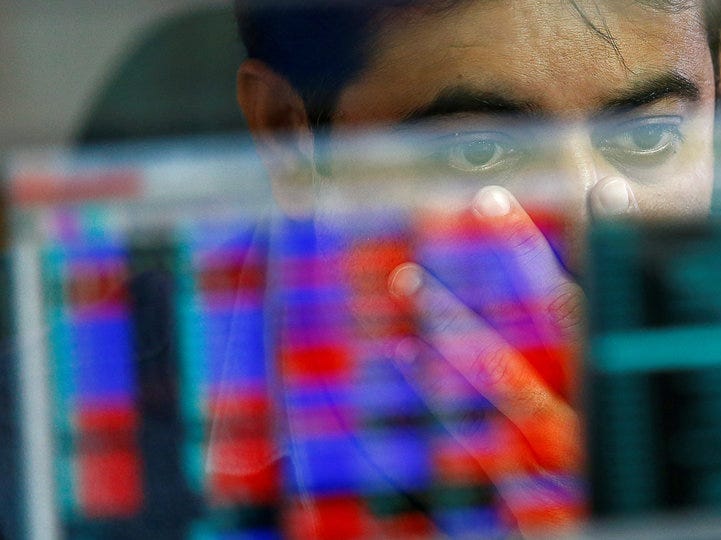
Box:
632, 115, 715, 219
633, 170, 713, 219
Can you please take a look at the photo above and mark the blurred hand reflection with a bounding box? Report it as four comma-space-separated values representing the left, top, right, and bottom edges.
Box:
387, 183, 636, 532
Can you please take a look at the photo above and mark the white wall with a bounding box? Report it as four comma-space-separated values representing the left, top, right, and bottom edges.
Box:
0, 0, 225, 151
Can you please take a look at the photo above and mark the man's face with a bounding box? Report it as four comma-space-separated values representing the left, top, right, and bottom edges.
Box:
236, 2, 718, 522
320, 0, 716, 258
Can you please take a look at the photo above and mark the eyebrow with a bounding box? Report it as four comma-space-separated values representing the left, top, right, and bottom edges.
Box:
400, 86, 541, 124
593, 71, 701, 118
400, 71, 702, 125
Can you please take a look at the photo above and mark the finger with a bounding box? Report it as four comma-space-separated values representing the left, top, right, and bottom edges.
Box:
393, 337, 527, 460
473, 186, 584, 396
588, 176, 640, 219
389, 263, 582, 472
498, 472, 587, 533
472, 185, 584, 346
392, 337, 585, 533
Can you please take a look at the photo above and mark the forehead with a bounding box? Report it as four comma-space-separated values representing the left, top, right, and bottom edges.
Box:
333, 0, 713, 123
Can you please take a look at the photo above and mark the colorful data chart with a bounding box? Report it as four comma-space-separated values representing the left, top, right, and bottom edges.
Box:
178, 219, 279, 536
44, 240, 142, 519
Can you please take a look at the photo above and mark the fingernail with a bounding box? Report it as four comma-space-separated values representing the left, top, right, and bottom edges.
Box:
598, 178, 632, 215
473, 186, 512, 217
393, 337, 421, 367
388, 263, 423, 297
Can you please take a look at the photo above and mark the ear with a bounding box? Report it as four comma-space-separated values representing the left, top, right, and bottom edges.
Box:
237, 59, 316, 217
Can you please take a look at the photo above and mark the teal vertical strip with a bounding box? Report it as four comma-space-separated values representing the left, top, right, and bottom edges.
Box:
188, 507, 252, 539
41, 245, 77, 516
82, 205, 108, 243
187, 520, 213, 540
594, 375, 660, 513
175, 227, 207, 492
587, 222, 643, 333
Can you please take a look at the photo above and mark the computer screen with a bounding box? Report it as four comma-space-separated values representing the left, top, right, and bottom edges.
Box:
5, 1, 721, 539
7, 133, 721, 540
587, 220, 721, 517
7, 132, 584, 539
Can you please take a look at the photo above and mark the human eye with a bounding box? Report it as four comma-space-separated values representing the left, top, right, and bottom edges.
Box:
595, 116, 684, 169
434, 131, 521, 174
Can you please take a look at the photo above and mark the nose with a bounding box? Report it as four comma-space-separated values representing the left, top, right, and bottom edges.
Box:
521, 126, 639, 272
544, 126, 638, 224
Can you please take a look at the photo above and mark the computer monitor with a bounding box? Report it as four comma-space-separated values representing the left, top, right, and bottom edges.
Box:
5, 132, 581, 539
7, 131, 721, 540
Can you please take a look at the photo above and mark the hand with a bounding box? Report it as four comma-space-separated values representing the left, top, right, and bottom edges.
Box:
387, 181, 637, 534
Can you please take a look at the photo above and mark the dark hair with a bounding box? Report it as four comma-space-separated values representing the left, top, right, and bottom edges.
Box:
236, 1, 721, 128
236, 2, 479, 130
705, 0, 721, 80
237, 4, 387, 129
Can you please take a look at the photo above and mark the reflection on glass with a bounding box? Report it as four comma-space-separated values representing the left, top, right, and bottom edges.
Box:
6, 0, 721, 539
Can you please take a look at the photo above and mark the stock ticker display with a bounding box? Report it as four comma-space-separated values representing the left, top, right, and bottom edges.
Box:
587, 219, 721, 518
32, 198, 581, 539
18, 134, 721, 539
